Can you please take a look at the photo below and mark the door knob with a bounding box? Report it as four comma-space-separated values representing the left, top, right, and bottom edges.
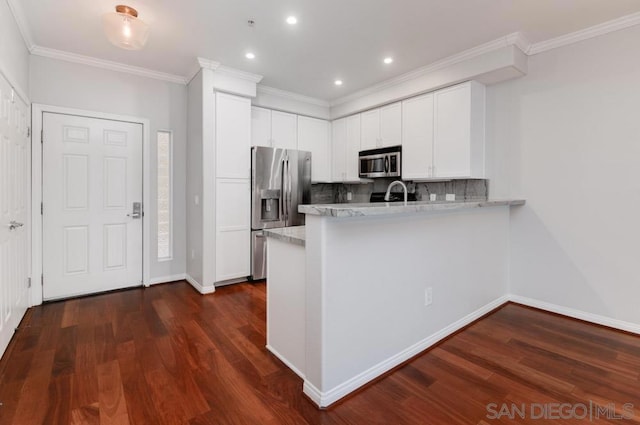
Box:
127, 202, 142, 219
8, 220, 24, 231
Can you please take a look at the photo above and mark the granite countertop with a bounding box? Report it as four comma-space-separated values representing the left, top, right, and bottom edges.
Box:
299, 199, 525, 218
263, 226, 306, 247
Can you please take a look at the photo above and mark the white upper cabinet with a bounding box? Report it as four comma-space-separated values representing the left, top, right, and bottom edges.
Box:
251, 106, 272, 147
216, 93, 251, 179
379, 102, 402, 147
433, 81, 485, 178
332, 114, 362, 182
360, 109, 379, 150
298, 116, 332, 182
400, 81, 485, 180
331, 118, 347, 182
360, 102, 402, 150
345, 114, 362, 181
402, 93, 434, 180
271, 110, 298, 149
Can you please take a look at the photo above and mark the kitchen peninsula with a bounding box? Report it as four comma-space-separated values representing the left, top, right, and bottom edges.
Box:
265, 199, 524, 408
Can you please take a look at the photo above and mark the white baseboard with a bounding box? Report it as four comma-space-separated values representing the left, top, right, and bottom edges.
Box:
303, 294, 510, 408
303, 381, 323, 407
185, 274, 216, 295
266, 344, 305, 379
148, 274, 186, 286
508, 295, 640, 335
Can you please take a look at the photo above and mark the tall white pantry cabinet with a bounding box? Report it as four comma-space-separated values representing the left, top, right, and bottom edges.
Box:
215, 93, 251, 282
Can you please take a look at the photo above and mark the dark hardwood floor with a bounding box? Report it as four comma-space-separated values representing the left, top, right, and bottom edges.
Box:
1, 281, 639, 424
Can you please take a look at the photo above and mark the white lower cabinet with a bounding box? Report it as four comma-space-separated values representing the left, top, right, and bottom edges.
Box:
401, 81, 485, 180
215, 179, 251, 281
297, 116, 332, 182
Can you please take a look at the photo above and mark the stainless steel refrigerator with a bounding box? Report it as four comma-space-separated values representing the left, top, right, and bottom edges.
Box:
250, 146, 311, 280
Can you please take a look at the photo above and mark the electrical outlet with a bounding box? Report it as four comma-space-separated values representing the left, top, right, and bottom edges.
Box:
347, 191, 352, 201
445, 193, 455, 201
429, 193, 437, 201
425, 287, 433, 306
194, 195, 200, 206
191, 249, 196, 260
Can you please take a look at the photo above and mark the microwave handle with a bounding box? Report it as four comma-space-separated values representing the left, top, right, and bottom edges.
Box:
384, 156, 389, 173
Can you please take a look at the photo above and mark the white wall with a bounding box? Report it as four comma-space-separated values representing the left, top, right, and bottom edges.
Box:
30, 55, 188, 282
487, 25, 640, 325
0, 0, 29, 100
186, 70, 204, 285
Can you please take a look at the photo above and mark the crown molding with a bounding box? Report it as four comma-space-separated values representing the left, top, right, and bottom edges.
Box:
189, 58, 263, 85
216, 65, 263, 84
506, 32, 532, 55
6, 0, 35, 51
30, 46, 188, 84
330, 32, 525, 107
257, 85, 330, 107
528, 11, 640, 55
196, 57, 221, 71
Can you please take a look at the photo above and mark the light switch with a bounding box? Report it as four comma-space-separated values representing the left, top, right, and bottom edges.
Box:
194, 195, 200, 206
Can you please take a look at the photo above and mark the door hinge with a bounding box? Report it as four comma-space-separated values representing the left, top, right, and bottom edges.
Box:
27, 277, 31, 288
41, 202, 43, 215
27, 127, 31, 138
41, 129, 43, 144
41, 274, 44, 286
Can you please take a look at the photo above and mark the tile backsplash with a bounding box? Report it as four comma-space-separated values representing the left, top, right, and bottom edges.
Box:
311, 179, 488, 204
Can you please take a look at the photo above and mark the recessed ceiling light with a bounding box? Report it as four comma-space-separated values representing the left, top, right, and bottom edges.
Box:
384, 57, 393, 64
334, 80, 343, 86
286, 16, 298, 25
245, 52, 256, 59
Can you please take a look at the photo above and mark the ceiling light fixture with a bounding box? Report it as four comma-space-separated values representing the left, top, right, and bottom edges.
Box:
384, 57, 393, 64
103, 5, 150, 50
286, 16, 298, 25
245, 52, 256, 59
334, 80, 343, 86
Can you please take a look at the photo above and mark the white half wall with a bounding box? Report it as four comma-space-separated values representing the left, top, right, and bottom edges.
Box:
487, 24, 640, 325
29, 55, 188, 282
0, 0, 29, 100
304, 207, 510, 405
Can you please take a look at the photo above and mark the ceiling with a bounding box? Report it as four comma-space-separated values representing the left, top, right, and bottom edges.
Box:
13, 0, 640, 101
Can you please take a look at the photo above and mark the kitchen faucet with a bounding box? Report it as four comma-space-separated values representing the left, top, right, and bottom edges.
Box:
384, 180, 408, 204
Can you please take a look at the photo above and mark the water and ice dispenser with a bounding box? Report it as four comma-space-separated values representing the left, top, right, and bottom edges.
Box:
260, 189, 280, 222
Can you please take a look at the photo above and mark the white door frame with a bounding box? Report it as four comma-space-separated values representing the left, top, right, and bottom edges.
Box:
31, 104, 151, 306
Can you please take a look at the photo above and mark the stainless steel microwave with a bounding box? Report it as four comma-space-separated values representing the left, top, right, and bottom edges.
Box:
359, 146, 402, 178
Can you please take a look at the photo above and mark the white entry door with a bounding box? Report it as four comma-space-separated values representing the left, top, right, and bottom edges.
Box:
0, 78, 30, 356
42, 113, 143, 300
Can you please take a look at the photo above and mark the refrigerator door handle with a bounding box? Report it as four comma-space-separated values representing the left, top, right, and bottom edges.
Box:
281, 158, 286, 225
286, 158, 291, 225
287, 158, 292, 225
